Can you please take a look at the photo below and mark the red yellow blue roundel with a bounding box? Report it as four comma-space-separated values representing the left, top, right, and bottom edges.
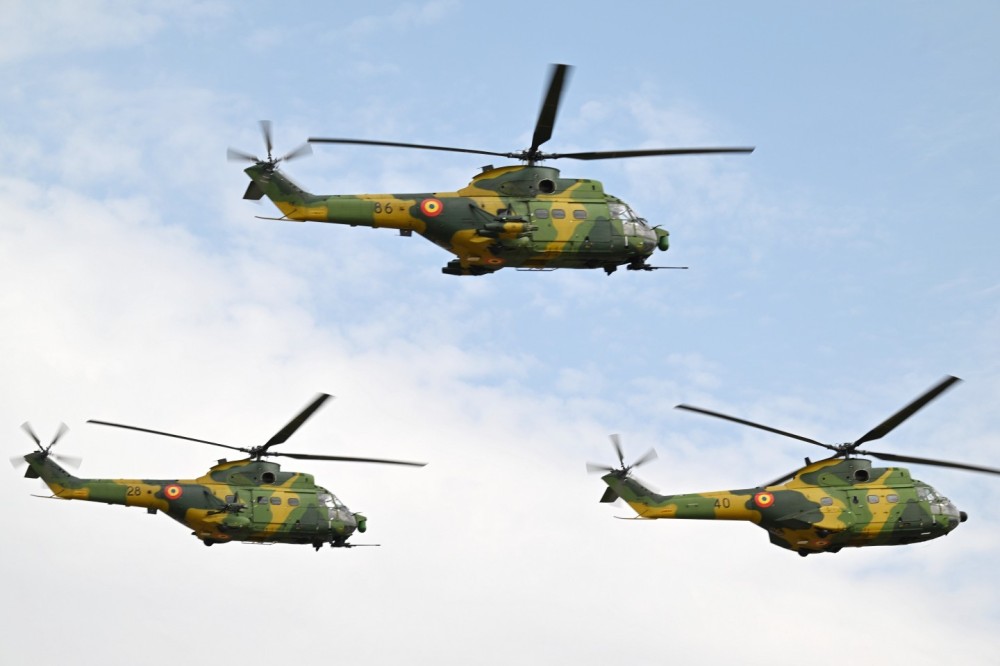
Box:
753, 491, 774, 509
164, 484, 183, 500
420, 198, 443, 217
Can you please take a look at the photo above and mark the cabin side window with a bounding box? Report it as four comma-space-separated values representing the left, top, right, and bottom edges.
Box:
886, 494, 899, 503
551, 209, 566, 219
534, 209, 549, 218
288, 497, 300, 506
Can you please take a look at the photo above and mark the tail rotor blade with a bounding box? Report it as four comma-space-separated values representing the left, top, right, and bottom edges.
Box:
227, 147, 259, 163
50, 422, 68, 449
9, 455, 27, 470
21, 422, 41, 448
52, 453, 82, 470
610, 433, 625, 468
586, 461, 615, 474
259, 120, 274, 158
633, 448, 658, 468
280, 142, 312, 163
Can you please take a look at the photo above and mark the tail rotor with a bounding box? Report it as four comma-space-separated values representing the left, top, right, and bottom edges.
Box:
586, 433, 657, 478
587, 434, 657, 502
227, 120, 312, 170
12, 422, 81, 474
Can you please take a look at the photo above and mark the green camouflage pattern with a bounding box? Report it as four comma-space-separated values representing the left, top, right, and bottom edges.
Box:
601, 457, 966, 556
244, 162, 670, 275
21, 453, 364, 549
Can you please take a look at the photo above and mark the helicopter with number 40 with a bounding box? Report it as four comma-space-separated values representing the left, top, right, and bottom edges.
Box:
590, 376, 1000, 556
14, 394, 424, 550
229, 64, 753, 276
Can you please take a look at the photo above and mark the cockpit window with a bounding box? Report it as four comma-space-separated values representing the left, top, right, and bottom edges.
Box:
917, 486, 943, 502
609, 202, 634, 221
318, 493, 345, 509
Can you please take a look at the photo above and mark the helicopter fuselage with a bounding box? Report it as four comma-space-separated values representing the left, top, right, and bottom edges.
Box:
245, 163, 669, 276
22, 452, 363, 549
603, 457, 965, 556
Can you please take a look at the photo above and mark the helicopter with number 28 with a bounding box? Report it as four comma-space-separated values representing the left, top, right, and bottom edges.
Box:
229, 64, 753, 276
14, 394, 424, 550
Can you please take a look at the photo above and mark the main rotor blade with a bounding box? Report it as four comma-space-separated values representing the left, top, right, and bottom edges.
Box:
529, 63, 571, 158
260, 393, 333, 452
761, 469, 799, 488
675, 404, 837, 451
861, 449, 1000, 476
761, 454, 841, 488
852, 376, 961, 448
551, 147, 756, 161
87, 420, 247, 453
308, 137, 510, 159
275, 452, 426, 467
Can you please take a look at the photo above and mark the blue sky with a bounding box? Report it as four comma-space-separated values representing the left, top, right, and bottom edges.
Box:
3, 2, 1000, 663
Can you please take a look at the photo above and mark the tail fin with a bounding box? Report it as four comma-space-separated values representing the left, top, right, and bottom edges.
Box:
601, 473, 663, 516
243, 164, 322, 216
22, 452, 82, 496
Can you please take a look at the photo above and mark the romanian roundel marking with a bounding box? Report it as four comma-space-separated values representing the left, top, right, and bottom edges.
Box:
753, 491, 775, 509
164, 484, 183, 500
420, 198, 443, 217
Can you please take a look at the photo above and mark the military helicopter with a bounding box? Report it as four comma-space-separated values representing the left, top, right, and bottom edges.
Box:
228, 64, 753, 276
13, 394, 424, 550
589, 376, 1000, 556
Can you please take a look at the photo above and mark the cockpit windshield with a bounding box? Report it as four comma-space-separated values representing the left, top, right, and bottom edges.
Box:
917, 486, 942, 502
318, 493, 345, 509
609, 202, 636, 221
609, 200, 654, 241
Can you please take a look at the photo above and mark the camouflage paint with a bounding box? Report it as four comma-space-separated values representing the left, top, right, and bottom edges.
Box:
22, 452, 361, 549
244, 163, 669, 275
602, 457, 965, 556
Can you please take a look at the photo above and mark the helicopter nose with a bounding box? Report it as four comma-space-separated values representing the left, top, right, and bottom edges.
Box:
960, 510, 968, 523
354, 512, 368, 533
